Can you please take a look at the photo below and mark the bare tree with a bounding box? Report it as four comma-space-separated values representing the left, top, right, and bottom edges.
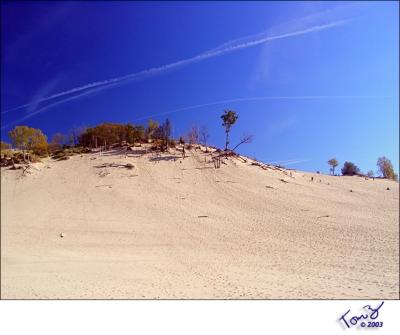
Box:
199, 125, 210, 151
69, 125, 86, 147
231, 133, 254, 152
49, 133, 66, 153
146, 119, 159, 141
163, 118, 171, 151
188, 125, 199, 146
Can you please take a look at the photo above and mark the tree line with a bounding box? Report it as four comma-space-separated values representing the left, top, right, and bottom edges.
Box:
0, 109, 397, 181
0, 109, 253, 161
1, 119, 170, 155
328, 157, 397, 181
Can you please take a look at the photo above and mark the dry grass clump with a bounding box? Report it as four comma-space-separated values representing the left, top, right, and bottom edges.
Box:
1, 150, 41, 166
51, 147, 91, 160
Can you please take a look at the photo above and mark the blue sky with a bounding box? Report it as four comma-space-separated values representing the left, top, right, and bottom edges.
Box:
1, 1, 398, 174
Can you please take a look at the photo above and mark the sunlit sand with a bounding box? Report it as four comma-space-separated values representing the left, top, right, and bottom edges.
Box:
1, 146, 398, 298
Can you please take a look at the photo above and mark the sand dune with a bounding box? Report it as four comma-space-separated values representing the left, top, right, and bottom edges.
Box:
1, 146, 398, 299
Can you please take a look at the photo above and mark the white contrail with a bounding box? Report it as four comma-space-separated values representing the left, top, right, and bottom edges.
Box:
269, 159, 301, 165
283, 160, 309, 166
1, 83, 119, 129
25, 76, 63, 114
1, 94, 391, 130
129, 95, 390, 122
2, 19, 349, 115
269, 159, 309, 166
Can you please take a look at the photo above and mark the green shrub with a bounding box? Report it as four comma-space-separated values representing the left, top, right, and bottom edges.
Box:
341, 162, 360, 176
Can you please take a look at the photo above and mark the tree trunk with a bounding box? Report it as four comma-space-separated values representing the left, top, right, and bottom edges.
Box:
225, 131, 229, 151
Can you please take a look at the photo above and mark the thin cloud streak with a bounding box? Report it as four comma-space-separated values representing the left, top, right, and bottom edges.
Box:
283, 160, 310, 166
130, 95, 391, 122
2, 94, 391, 130
1, 84, 118, 130
26, 77, 63, 114
3, 19, 349, 116
269, 159, 310, 166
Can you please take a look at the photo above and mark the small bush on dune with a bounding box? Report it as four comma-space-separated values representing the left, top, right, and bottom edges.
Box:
51, 149, 73, 160
77, 147, 91, 154
51, 152, 65, 160
29, 153, 41, 163
1, 149, 13, 157
50, 146, 91, 160
1, 150, 17, 166
64, 147, 84, 155
0, 150, 41, 166
341, 161, 360, 176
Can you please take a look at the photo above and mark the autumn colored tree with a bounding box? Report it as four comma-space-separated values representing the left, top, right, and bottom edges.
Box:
377, 156, 397, 181
133, 125, 145, 143
328, 158, 339, 175
146, 119, 159, 141
125, 124, 135, 144
78, 123, 129, 149
8, 126, 48, 159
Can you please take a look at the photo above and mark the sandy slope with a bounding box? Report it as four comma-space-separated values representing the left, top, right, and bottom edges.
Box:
1, 146, 398, 299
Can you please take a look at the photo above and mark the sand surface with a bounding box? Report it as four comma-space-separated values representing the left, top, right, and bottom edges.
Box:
1, 146, 399, 299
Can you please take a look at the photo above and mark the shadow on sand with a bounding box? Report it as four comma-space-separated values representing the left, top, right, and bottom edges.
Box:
97, 148, 148, 157
94, 163, 133, 169
149, 155, 181, 162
